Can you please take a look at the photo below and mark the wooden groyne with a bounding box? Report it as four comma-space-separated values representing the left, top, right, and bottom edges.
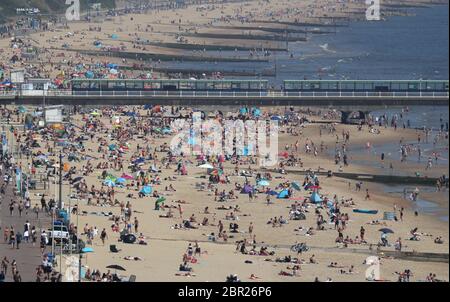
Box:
272, 169, 440, 186
212, 25, 336, 35
254, 20, 349, 28
180, 32, 307, 42
60, 48, 269, 63
136, 41, 287, 52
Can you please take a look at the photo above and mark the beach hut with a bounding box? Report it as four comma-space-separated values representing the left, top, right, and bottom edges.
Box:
310, 192, 322, 203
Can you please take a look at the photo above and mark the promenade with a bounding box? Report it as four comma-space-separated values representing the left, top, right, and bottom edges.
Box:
0, 177, 52, 282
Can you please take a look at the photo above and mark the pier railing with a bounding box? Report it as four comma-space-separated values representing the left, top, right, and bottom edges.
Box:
1, 90, 449, 99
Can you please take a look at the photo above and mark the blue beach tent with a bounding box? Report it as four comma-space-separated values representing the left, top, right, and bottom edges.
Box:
277, 189, 290, 199
310, 192, 322, 203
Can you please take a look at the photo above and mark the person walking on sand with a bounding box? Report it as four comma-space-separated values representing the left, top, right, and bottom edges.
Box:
134, 217, 139, 233
365, 189, 370, 200
266, 194, 272, 205
100, 229, 108, 245
178, 204, 183, 218
248, 222, 254, 237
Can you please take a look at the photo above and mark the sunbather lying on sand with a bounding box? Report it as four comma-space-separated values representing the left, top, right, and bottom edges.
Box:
249, 274, 261, 280
124, 256, 142, 261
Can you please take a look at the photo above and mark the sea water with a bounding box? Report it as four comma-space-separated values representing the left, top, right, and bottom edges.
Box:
160, 5, 449, 83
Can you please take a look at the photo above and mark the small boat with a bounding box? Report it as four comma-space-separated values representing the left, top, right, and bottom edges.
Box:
353, 209, 378, 214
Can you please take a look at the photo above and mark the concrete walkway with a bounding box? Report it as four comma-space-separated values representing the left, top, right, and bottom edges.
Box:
0, 177, 52, 282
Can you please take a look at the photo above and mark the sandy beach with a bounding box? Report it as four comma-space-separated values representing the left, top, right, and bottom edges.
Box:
0, 0, 448, 284
1, 0, 448, 80
1, 104, 447, 282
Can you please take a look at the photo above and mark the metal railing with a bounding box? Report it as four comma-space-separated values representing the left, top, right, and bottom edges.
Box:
1, 89, 449, 99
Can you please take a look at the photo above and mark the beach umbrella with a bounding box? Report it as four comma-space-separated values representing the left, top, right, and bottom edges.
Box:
116, 177, 126, 184
121, 173, 134, 180
266, 190, 279, 196
105, 175, 117, 182
291, 182, 301, 191
198, 163, 214, 169
209, 169, 223, 176
108, 144, 117, 151
252, 107, 261, 117
162, 127, 172, 134
106, 264, 126, 271
36, 154, 48, 160
279, 151, 289, 159
156, 197, 166, 203
239, 107, 248, 115
111, 34, 119, 40
107, 63, 118, 69
133, 158, 145, 165
277, 189, 290, 199
140, 186, 153, 195
110, 68, 118, 75
271, 115, 282, 121
103, 179, 116, 187
378, 228, 394, 234
257, 179, 270, 187
85, 71, 94, 79
18, 106, 27, 113
72, 176, 83, 184
122, 234, 136, 244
